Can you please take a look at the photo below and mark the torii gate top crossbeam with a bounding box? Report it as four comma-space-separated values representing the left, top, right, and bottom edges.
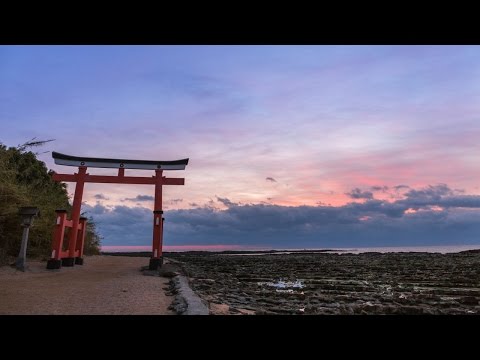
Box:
52, 152, 189, 170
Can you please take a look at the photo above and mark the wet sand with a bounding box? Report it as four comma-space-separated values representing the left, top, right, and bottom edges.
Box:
168, 250, 480, 315
0, 255, 174, 315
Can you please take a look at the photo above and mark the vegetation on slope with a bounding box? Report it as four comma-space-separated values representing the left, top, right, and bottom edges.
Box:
0, 139, 101, 264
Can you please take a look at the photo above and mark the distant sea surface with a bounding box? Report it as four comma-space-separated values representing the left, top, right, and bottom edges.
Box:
102, 244, 480, 254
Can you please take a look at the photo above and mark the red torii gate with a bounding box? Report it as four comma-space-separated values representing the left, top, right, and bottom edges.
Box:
46, 152, 188, 270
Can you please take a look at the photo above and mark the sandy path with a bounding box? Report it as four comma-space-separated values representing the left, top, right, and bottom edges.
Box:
0, 255, 174, 315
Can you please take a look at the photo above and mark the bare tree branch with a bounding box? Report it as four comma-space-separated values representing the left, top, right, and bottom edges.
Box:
16, 138, 55, 153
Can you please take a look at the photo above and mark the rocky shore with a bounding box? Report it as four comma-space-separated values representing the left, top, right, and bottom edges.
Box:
166, 250, 480, 315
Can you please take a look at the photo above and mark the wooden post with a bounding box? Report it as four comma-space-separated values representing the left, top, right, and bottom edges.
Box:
150, 170, 163, 270
46, 210, 68, 269
63, 166, 87, 267
75, 217, 88, 265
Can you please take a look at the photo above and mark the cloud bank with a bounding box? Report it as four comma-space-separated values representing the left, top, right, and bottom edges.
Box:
83, 184, 480, 248
123, 195, 155, 202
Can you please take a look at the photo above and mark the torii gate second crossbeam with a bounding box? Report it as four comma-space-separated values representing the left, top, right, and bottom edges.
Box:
46, 152, 188, 271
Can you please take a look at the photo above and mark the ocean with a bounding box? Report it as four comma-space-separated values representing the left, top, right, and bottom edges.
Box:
101, 244, 480, 254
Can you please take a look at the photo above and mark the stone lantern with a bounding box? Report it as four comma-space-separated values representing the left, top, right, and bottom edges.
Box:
16, 207, 40, 271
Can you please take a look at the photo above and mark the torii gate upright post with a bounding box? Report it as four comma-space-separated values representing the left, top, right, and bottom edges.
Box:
151, 169, 164, 270
46, 152, 188, 270
62, 166, 87, 266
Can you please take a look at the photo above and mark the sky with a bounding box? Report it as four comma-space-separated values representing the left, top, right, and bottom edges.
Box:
2, 45, 480, 248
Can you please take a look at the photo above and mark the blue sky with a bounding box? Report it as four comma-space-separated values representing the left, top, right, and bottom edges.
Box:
2, 45, 480, 248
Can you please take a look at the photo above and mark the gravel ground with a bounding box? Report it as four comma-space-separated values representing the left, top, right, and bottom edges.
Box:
0, 255, 174, 315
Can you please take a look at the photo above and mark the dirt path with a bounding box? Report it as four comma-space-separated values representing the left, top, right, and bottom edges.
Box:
0, 255, 174, 315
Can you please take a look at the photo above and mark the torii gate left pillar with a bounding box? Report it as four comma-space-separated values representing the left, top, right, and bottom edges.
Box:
46, 152, 188, 270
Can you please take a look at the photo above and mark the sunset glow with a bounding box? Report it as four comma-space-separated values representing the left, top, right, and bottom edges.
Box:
3, 45, 480, 248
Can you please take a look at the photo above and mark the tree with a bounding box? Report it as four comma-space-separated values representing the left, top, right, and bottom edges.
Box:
0, 139, 101, 264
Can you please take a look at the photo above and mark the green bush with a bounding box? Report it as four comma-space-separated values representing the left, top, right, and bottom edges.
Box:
0, 140, 101, 263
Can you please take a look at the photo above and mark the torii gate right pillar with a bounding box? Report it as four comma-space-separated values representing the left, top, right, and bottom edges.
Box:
150, 170, 164, 270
